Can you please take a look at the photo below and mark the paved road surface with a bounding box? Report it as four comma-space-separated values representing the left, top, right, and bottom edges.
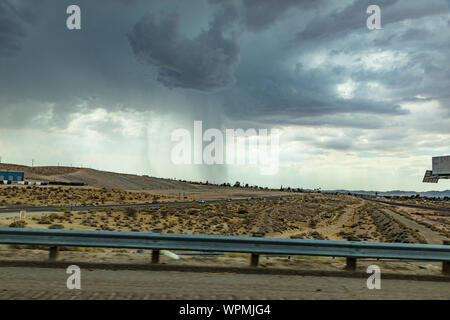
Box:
0, 196, 288, 214
0, 267, 449, 300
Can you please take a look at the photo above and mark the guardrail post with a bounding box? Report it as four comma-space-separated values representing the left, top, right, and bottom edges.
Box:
250, 253, 259, 267
443, 240, 450, 275
49, 246, 59, 262
151, 250, 160, 264
345, 257, 356, 271
250, 232, 265, 267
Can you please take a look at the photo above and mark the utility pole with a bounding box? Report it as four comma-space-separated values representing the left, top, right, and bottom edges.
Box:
31, 159, 34, 167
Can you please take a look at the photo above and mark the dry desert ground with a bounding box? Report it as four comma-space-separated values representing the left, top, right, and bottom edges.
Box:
0, 164, 448, 274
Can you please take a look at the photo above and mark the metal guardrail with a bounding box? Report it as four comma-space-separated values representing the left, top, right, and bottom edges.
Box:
0, 227, 449, 273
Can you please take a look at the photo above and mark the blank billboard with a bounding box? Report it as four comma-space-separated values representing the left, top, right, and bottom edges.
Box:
432, 156, 450, 175
423, 170, 439, 183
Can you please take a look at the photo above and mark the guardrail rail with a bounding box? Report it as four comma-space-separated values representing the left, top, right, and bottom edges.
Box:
0, 227, 449, 273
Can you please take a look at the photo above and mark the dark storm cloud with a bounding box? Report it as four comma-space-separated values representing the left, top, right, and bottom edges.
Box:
216, 49, 410, 130
217, 0, 449, 132
0, 0, 447, 191
0, 0, 448, 151
128, 4, 240, 91
0, 0, 37, 56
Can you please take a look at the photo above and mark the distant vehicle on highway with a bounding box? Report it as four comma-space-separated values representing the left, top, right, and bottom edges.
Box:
152, 200, 159, 204
227, 199, 232, 202
197, 200, 205, 204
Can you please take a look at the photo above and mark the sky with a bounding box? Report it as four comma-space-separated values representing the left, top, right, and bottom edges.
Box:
0, 0, 449, 191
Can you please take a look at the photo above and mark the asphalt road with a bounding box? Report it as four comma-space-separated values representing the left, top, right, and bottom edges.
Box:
3, 195, 448, 216
0, 196, 287, 214
2, 194, 448, 215
0, 266, 449, 300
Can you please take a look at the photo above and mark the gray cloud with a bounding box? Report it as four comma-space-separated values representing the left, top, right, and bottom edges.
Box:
0, 0, 448, 188
0, 0, 37, 56
295, 0, 446, 43
128, 4, 240, 91
241, 0, 322, 32
2, 0, 446, 132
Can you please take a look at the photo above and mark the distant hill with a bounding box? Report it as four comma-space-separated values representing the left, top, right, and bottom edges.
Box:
0, 163, 199, 191
326, 189, 450, 198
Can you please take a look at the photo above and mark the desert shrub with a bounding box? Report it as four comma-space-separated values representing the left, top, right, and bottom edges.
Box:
243, 217, 252, 225
48, 213, 61, 220
238, 208, 248, 214
308, 219, 317, 228
63, 211, 73, 218
309, 231, 327, 240
125, 207, 137, 218
38, 216, 52, 224
48, 224, 64, 229
9, 220, 27, 228
188, 209, 200, 215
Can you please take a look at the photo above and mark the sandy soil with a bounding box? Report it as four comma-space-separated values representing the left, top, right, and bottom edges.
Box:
1, 194, 449, 277
1, 195, 358, 236
2, 195, 443, 245
0, 185, 178, 206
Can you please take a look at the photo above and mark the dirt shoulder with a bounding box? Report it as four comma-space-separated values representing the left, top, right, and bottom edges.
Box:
377, 205, 447, 244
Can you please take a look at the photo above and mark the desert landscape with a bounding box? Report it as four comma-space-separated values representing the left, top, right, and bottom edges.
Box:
1, 1, 449, 303
0, 191, 448, 277
0, 164, 448, 244
1, 193, 444, 243
0, 164, 448, 277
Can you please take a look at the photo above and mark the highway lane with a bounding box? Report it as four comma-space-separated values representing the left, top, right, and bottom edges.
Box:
0, 266, 449, 299
0, 196, 289, 214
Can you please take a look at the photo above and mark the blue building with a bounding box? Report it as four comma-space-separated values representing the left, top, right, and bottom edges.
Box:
0, 171, 25, 182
